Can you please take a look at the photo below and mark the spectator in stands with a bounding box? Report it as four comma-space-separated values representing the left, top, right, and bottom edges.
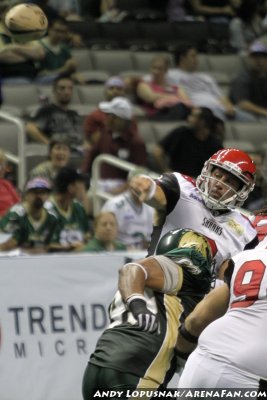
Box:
26, 75, 84, 166
83, 76, 127, 150
101, 168, 154, 250
29, 134, 71, 183
152, 107, 223, 177
229, 0, 264, 53
82, 97, 147, 195
167, 43, 237, 121
45, 166, 91, 251
98, 0, 128, 22
243, 150, 266, 211
48, 0, 82, 20
166, 0, 189, 22
34, 19, 84, 84
81, 211, 126, 252
0, 177, 58, 253
188, 0, 237, 23
137, 54, 191, 121
0, 149, 20, 217
230, 39, 267, 121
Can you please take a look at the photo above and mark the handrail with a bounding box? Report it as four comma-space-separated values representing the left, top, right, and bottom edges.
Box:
91, 154, 157, 216
0, 111, 26, 190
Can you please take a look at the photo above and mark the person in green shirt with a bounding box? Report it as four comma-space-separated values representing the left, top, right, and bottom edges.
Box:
0, 177, 58, 253
45, 166, 91, 251
82, 211, 126, 252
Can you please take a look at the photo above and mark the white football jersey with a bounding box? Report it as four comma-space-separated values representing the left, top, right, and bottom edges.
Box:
198, 248, 267, 379
154, 173, 257, 273
102, 191, 154, 248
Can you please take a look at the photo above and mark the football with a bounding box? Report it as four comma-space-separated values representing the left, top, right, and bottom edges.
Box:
4, 3, 48, 43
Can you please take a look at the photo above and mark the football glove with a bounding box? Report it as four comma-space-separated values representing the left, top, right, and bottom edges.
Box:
128, 297, 160, 334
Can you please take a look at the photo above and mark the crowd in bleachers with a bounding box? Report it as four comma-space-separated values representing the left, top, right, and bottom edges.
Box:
1, 0, 267, 254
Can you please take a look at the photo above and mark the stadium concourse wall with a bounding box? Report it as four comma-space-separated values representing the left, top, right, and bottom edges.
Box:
0, 251, 147, 400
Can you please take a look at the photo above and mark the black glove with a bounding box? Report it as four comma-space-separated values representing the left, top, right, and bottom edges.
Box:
128, 297, 160, 334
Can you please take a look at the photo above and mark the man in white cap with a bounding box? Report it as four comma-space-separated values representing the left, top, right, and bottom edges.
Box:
83, 76, 128, 149
82, 96, 147, 195
0, 177, 58, 253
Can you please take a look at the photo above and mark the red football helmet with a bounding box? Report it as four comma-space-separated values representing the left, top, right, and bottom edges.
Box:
196, 148, 256, 210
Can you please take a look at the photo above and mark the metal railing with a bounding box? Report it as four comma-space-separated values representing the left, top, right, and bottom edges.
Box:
91, 154, 158, 216
0, 111, 26, 190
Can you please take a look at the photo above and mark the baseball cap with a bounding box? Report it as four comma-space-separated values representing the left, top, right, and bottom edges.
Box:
105, 76, 125, 88
25, 177, 52, 192
249, 40, 267, 55
99, 97, 133, 120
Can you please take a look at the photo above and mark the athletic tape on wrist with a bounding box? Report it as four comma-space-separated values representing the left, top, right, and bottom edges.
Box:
138, 175, 157, 200
179, 323, 198, 343
126, 293, 147, 307
123, 262, 148, 280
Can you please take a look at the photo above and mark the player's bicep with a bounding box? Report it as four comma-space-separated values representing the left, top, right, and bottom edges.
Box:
143, 255, 183, 294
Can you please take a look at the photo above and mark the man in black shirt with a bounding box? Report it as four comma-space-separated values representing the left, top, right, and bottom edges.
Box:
152, 107, 223, 178
26, 75, 83, 160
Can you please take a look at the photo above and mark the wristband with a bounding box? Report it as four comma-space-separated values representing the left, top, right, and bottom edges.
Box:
122, 263, 148, 280
179, 323, 198, 344
126, 293, 147, 307
138, 175, 157, 200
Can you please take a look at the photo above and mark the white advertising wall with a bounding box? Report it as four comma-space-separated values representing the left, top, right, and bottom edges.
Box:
0, 252, 146, 400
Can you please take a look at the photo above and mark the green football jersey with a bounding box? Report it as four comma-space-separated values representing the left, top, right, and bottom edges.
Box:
83, 237, 127, 252
45, 198, 89, 245
0, 203, 58, 248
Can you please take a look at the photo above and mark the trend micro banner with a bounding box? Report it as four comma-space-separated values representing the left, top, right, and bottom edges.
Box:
0, 252, 145, 400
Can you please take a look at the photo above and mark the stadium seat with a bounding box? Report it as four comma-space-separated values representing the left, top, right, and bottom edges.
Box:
223, 122, 234, 140
80, 70, 109, 84
66, 21, 102, 45
196, 54, 210, 72
2, 84, 39, 110
91, 50, 135, 75
1, 105, 23, 118
76, 84, 105, 105
230, 122, 267, 148
99, 22, 140, 49
223, 140, 256, 153
207, 54, 244, 79
25, 143, 48, 176
138, 22, 176, 51
0, 121, 21, 155
71, 49, 93, 71
175, 21, 209, 51
137, 121, 157, 152
152, 121, 183, 142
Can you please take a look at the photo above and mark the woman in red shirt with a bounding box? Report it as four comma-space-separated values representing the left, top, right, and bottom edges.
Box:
136, 54, 191, 120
